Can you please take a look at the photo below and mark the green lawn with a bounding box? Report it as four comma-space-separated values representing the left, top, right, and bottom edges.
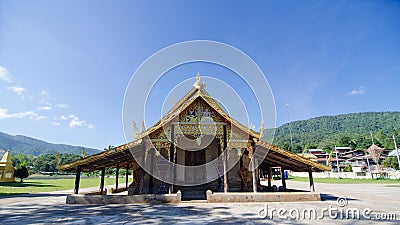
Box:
0, 177, 133, 196
289, 176, 400, 184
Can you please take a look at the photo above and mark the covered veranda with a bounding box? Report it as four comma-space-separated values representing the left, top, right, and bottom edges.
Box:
58, 138, 329, 198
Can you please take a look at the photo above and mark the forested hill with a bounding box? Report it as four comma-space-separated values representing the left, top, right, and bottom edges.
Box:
270, 112, 400, 152
0, 132, 101, 156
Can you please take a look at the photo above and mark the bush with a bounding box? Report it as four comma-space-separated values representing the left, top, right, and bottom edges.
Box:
382, 157, 399, 170
344, 164, 353, 172
15, 165, 29, 182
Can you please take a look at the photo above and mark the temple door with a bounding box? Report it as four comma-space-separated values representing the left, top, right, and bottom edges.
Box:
185, 149, 206, 184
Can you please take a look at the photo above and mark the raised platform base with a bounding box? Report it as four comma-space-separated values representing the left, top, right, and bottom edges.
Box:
66, 191, 182, 204
66, 190, 321, 204
206, 190, 321, 203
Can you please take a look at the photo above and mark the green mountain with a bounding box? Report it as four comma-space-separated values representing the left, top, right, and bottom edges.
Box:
270, 112, 400, 152
0, 132, 101, 156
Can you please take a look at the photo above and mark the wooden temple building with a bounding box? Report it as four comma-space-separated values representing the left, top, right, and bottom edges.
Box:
59, 76, 329, 200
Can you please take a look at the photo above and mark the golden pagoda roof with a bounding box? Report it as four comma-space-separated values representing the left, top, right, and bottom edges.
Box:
0, 150, 13, 167
135, 82, 260, 140
59, 75, 329, 172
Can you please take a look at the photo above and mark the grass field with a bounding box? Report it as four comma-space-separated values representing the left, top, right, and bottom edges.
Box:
0, 177, 133, 196
289, 176, 400, 184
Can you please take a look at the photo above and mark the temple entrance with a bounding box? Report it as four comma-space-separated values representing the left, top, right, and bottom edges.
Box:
184, 149, 206, 184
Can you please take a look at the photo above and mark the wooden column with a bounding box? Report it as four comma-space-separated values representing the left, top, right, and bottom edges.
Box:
281, 167, 286, 190
240, 153, 244, 191
115, 165, 119, 191
217, 141, 222, 190
100, 168, 106, 195
149, 149, 154, 194
125, 163, 129, 189
267, 166, 272, 188
74, 167, 81, 194
308, 166, 315, 192
223, 124, 229, 193
169, 124, 175, 194
251, 145, 257, 193
139, 142, 146, 194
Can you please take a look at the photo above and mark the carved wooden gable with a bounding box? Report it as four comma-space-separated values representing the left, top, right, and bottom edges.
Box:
178, 98, 225, 123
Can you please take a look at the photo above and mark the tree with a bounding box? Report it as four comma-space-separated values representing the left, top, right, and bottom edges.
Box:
33, 154, 57, 172
344, 164, 352, 172
322, 142, 335, 152
338, 136, 357, 149
382, 157, 399, 170
292, 144, 303, 153
305, 143, 318, 150
280, 143, 290, 151
11, 153, 34, 168
15, 163, 29, 182
355, 136, 370, 150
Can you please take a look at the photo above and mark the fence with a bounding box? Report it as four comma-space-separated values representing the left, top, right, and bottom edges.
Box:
290, 171, 400, 180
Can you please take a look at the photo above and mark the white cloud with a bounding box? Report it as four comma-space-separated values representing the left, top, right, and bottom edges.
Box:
40, 90, 48, 96
0, 66, 12, 83
40, 99, 52, 106
59, 115, 67, 120
7, 86, 26, 95
0, 108, 40, 120
35, 116, 47, 121
51, 121, 61, 126
349, 87, 365, 96
37, 106, 52, 111
68, 114, 94, 129
55, 104, 68, 108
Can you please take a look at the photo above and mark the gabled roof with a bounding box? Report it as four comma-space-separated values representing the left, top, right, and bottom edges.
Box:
59, 76, 329, 172
136, 83, 260, 140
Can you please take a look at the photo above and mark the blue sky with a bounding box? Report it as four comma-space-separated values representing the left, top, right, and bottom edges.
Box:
1, 1, 399, 150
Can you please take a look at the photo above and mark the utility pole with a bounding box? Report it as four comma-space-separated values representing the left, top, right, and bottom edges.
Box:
286, 104, 293, 150
393, 135, 400, 170
367, 131, 373, 178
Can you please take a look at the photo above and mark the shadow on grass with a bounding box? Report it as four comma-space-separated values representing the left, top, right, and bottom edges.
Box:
0, 193, 29, 197
0, 182, 57, 188
0, 192, 68, 199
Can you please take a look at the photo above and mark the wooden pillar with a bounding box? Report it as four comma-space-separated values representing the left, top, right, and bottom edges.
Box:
281, 167, 286, 190
139, 142, 146, 194
240, 152, 244, 191
115, 165, 119, 191
223, 124, 229, 193
251, 145, 258, 193
149, 149, 154, 194
308, 166, 315, 192
74, 167, 81, 194
100, 168, 105, 195
169, 124, 175, 194
125, 163, 129, 189
217, 141, 222, 190
267, 166, 272, 188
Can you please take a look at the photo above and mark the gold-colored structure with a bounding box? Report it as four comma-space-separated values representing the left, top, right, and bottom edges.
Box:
59, 76, 329, 198
0, 151, 15, 182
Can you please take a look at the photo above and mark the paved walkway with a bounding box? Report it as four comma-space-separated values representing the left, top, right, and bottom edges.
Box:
0, 181, 399, 224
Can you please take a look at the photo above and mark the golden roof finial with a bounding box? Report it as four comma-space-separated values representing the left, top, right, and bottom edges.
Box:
132, 120, 139, 138
193, 72, 201, 89
141, 119, 146, 132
